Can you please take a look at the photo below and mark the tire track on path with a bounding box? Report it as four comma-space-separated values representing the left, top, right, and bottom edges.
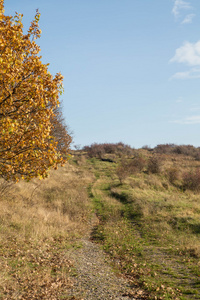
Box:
66, 213, 146, 300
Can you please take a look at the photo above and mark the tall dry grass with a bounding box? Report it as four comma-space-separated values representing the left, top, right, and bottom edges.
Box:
85, 151, 200, 299
0, 161, 94, 299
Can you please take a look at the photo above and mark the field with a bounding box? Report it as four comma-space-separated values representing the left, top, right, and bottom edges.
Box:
0, 162, 93, 299
1, 144, 200, 299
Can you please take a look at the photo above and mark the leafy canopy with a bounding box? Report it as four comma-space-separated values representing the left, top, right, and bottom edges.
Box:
0, 0, 71, 181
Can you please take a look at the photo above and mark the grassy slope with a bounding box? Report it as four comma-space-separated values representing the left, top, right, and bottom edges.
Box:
0, 162, 94, 299
79, 150, 200, 300
1, 150, 200, 299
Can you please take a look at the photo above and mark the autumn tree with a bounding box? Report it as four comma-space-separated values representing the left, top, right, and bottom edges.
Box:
0, 1, 71, 181
50, 102, 72, 158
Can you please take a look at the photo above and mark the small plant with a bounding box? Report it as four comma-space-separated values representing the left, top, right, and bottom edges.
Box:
130, 155, 146, 173
182, 168, 200, 191
0, 180, 14, 199
116, 156, 147, 184
116, 160, 130, 184
166, 167, 180, 184
194, 152, 200, 161
147, 156, 162, 174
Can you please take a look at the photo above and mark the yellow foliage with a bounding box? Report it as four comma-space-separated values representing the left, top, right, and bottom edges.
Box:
0, 0, 71, 181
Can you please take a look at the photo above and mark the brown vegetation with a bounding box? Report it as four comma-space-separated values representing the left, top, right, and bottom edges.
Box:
82, 143, 200, 299
154, 143, 200, 160
147, 155, 162, 174
0, 163, 93, 299
1, 142, 200, 299
182, 168, 200, 191
83, 142, 134, 159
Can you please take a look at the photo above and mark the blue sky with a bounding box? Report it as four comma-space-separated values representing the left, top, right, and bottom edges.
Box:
4, 0, 200, 148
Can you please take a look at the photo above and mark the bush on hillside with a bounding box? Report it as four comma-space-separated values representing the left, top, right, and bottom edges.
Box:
129, 155, 146, 173
142, 145, 152, 151
182, 168, 200, 191
166, 167, 180, 184
83, 142, 134, 159
172, 145, 197, 156
116, 161, 130, 184
154, 144, 176, 154
83, 143, 105, 159
116, 156, 146, 184
147, 156, 162, 174
194, 152, 200, 161
154, 144, 200, 160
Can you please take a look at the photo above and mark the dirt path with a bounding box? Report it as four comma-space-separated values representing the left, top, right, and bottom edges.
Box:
66, 214, 146, 300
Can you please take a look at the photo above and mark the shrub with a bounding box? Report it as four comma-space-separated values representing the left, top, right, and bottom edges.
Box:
83, 143, 105, 159
147, 156, 162, 174
154, 144, 176, 154
83, 142, 134, 159
194, 152, 200, 161
166, 167, 180, 184
129, 156, 146, 173
116, 156, 146, 184
154, 144, 200, 160
116, 159, 131, 184
113, 142, 133, 157
142, 145, 152, 151
172, 145, 200, 159
182, 168, 200, 191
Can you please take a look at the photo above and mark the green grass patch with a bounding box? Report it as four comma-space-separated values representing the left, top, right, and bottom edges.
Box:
87, 156, 200, 299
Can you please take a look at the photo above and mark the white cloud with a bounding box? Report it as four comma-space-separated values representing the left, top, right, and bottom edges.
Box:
170, 70, 191, 79
170, 68, 200, 80
170, 41, 200, 66
176, 97, 183, 103
172, 115, 200, 124
172, 0, 195, 24
172, 0, 192, 17
181, 13, 195, 24
170, 41, 200, 80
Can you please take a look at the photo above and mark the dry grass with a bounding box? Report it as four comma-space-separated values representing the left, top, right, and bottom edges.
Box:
86, 152, 200, 299
1, 149, 200, 299
0, 161, 94, 299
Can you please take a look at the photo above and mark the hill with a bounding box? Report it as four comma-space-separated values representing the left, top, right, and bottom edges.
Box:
1, 143, 200, 299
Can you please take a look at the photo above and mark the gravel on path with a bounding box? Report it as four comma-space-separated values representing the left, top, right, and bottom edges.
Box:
66, 215, 147, 300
